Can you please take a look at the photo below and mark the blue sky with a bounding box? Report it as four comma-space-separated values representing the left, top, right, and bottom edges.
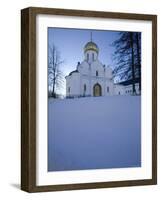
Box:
48, 28, 120, 94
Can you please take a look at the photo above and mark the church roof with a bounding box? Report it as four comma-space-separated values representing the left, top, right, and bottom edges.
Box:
84, 41, 99, 53
118, 78, 140, 86
68, 69, 79, 76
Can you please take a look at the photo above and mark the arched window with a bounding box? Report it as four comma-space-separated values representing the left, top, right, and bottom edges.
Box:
83, 84, 86, 97
96, 71, 98, 76
68, 87, 70, 93
92, 53, 94, 61
107, 86, 109, 93
84, 84, 86, 92
87, 53, 89, 61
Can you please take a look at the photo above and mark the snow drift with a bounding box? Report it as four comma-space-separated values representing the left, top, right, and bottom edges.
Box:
48, 96, 141, 171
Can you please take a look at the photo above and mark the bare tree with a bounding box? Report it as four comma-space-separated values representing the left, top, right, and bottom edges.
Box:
48, 44, 64, 98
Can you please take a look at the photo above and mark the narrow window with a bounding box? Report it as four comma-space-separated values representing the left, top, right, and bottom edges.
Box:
87, 53, 89, 61
83, 84, 86, 97
92, 53, 94, 61
84, 84, 86, 92
68, 87, 70, 93
96, 71, 98, 76
107, 86, 109, 93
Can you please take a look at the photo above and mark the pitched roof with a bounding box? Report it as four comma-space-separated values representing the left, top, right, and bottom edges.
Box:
118, 78, 140, 86
68, 69, 79, 76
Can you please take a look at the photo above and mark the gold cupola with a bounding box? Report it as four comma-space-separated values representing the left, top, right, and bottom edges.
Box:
84, 41, 99, 53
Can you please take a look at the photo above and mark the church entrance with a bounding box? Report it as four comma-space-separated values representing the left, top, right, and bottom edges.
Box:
93, 83, 102, 97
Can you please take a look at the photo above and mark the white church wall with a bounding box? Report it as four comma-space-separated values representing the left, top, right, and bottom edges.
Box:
84, 50, 98, 63
80, 76, 90, 96
71, 73, 81, 96
125, 83, 140, 95
105, 80, 115, 96
91, 61, 105, 77
114, 84, 126, 95
66, 76, 71, 96
66, 73, 81, 97
125, 85, 133, 95
78, 61, 89, 75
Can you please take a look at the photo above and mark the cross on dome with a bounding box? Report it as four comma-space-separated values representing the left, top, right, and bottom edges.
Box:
90, 32, 93, 42
84, 32, 99, 53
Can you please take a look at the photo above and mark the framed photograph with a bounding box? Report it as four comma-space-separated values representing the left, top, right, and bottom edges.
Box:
21, 7, 157, 192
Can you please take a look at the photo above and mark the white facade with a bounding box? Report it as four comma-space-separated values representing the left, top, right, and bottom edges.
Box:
65, 40, 139, 98
124, 83, 140, 95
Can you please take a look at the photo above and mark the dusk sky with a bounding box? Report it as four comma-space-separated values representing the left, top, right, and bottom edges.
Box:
48, 28, 120, 94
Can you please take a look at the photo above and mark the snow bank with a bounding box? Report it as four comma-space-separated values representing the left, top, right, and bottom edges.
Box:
48, 96, 141, 171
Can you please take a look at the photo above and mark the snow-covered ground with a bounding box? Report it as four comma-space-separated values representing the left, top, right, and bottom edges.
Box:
48, 96, 141, 171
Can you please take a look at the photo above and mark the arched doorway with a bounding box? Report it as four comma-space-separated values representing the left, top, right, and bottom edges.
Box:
93, 83, 102, 96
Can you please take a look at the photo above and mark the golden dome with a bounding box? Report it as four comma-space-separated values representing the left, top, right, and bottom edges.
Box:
84, 41, 99, 53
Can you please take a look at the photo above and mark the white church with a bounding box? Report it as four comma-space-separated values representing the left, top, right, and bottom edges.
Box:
65, 37, 139, 98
